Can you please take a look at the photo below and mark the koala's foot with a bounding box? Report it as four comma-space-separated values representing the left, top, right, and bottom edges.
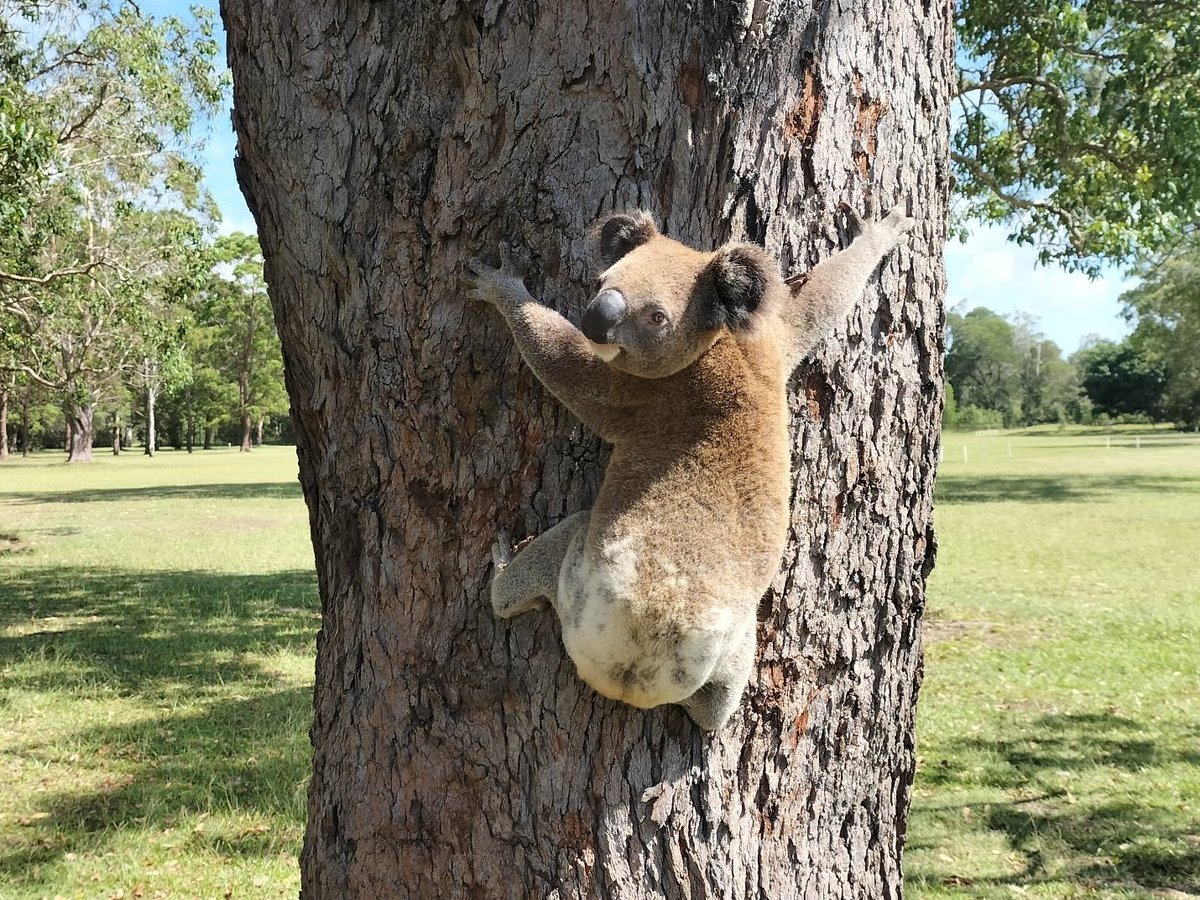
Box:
681, 679, 745, 732
491, 528, 515, 571
838, 197, 916, 252
488, 511, 590, 620
680, 626, 754, 731
464, 243, 534, 310
489, 529, 540, 618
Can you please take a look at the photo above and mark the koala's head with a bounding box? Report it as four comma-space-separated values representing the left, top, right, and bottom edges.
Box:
583, 212, 782, 379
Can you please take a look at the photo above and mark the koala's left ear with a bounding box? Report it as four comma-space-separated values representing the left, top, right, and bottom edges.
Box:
595, 211, 658, 268
700, 243, 776, 332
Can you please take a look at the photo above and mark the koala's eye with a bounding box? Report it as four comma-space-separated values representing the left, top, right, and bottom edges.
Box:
648, 310, 668, 328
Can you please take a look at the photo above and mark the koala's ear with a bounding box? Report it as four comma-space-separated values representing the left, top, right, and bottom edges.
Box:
595, 212, 658, 267
700, 243, 775, 332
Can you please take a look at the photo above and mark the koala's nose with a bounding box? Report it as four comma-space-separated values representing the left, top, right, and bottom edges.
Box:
581, 289, 627, 343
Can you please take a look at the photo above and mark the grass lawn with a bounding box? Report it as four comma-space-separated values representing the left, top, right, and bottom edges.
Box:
908, 426, 1200, 898
0, 447, 317, 898
2, 429, 1198, 897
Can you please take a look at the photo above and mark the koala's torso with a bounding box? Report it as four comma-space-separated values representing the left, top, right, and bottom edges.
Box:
558, 329, 790, 708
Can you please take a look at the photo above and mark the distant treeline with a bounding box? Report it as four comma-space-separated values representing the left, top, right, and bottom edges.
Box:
946, 240, 1200, 431
2, 231, 289, 461
0, 3, 294, 462
8, 381, 292, 456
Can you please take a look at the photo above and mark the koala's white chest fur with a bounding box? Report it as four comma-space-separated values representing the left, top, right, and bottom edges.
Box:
557, 532, 747, 709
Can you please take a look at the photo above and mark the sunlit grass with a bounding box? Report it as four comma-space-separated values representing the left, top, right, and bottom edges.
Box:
908, 425, 1200, 898
0, 447, 316, 898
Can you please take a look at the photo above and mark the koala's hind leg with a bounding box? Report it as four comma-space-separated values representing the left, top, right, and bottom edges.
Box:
490, 511, 590, 619
680, 625, 756, 731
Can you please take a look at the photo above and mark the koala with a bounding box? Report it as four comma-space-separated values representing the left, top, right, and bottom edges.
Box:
464, 199, 914, 731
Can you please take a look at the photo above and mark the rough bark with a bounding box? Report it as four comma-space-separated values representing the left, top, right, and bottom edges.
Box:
255, 416, 264, 447
224, 1, 950, 896
239, 411, 253, 452
65, 402, 93, 463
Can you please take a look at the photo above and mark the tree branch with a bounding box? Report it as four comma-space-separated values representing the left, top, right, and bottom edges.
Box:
58, 83, 110, 145
950, 151, 1086, 252
0, 258, 110, 286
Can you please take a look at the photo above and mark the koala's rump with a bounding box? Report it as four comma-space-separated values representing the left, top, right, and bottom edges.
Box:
557, 537, 750, 708
556, 471, 784, 710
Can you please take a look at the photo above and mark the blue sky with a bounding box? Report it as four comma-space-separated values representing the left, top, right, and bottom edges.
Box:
181, 1, 1133, 356
943, 226, 1132, 353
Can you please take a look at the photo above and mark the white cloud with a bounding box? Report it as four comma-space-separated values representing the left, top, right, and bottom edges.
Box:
945, 225, 1133, 353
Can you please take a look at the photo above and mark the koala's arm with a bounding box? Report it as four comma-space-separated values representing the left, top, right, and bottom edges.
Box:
780, 202, 915, 369
465, 248, 622, 436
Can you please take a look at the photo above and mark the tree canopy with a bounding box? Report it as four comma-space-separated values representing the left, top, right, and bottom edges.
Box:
0, 2, 292, 459
6, 0, 1200, 455
1120, 237, 1200, 427
954, 0, 1200, 274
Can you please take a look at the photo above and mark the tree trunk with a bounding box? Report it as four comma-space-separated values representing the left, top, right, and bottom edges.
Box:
225, 1, 950, 896
255, 416, 264, 446
65, 402, 94, 463
144, 385, 157, 457
240, 412, 253, 452
203, 424, 213, 451
0, 387, 8, 461
112, 410, 122, 456
20, 397, 30, 457
185, 385, 195, 453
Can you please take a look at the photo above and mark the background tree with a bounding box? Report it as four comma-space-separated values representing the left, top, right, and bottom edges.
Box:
199, 232, 286, 452
1072, 337, 1167, 421
954, 0, 1200, 273
0, 0, 222, 460
1119, 241, 1200, 427
945, 306, 1024, 423
1009, 313, 1080, 424
224, 0, 951, 895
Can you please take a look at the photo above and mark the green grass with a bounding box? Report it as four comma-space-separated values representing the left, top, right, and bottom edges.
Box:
3, 430, 1199, 897
0, 447, 317, 898
909, 425, 1200, 898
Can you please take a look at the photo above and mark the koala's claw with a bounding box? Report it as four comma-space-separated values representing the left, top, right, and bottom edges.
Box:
837, 201, 869, 236
462, 246, 533, 308
839, 197, 916, 249
492, 529, 515, 570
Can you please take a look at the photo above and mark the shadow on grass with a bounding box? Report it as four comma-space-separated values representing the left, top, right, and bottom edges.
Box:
0, 566, 319, 691
916, 712, 1200, 893
0, 566, 319, 884
2, 481, 303, 504
0, 686, 312, 881
935, 473, 1200, 504
1011, 427, 1195, 439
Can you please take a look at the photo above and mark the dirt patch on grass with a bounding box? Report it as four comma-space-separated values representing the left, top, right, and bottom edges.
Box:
922, 618, 1016, 647
0, 532, 29, 555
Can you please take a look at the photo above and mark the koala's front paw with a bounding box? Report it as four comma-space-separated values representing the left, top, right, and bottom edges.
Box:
838, 197, 916, 251
464, 244, 534, 310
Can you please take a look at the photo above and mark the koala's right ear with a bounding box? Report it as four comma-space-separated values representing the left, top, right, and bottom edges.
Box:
699, 243, 776, 333
595, 212, 658, 268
